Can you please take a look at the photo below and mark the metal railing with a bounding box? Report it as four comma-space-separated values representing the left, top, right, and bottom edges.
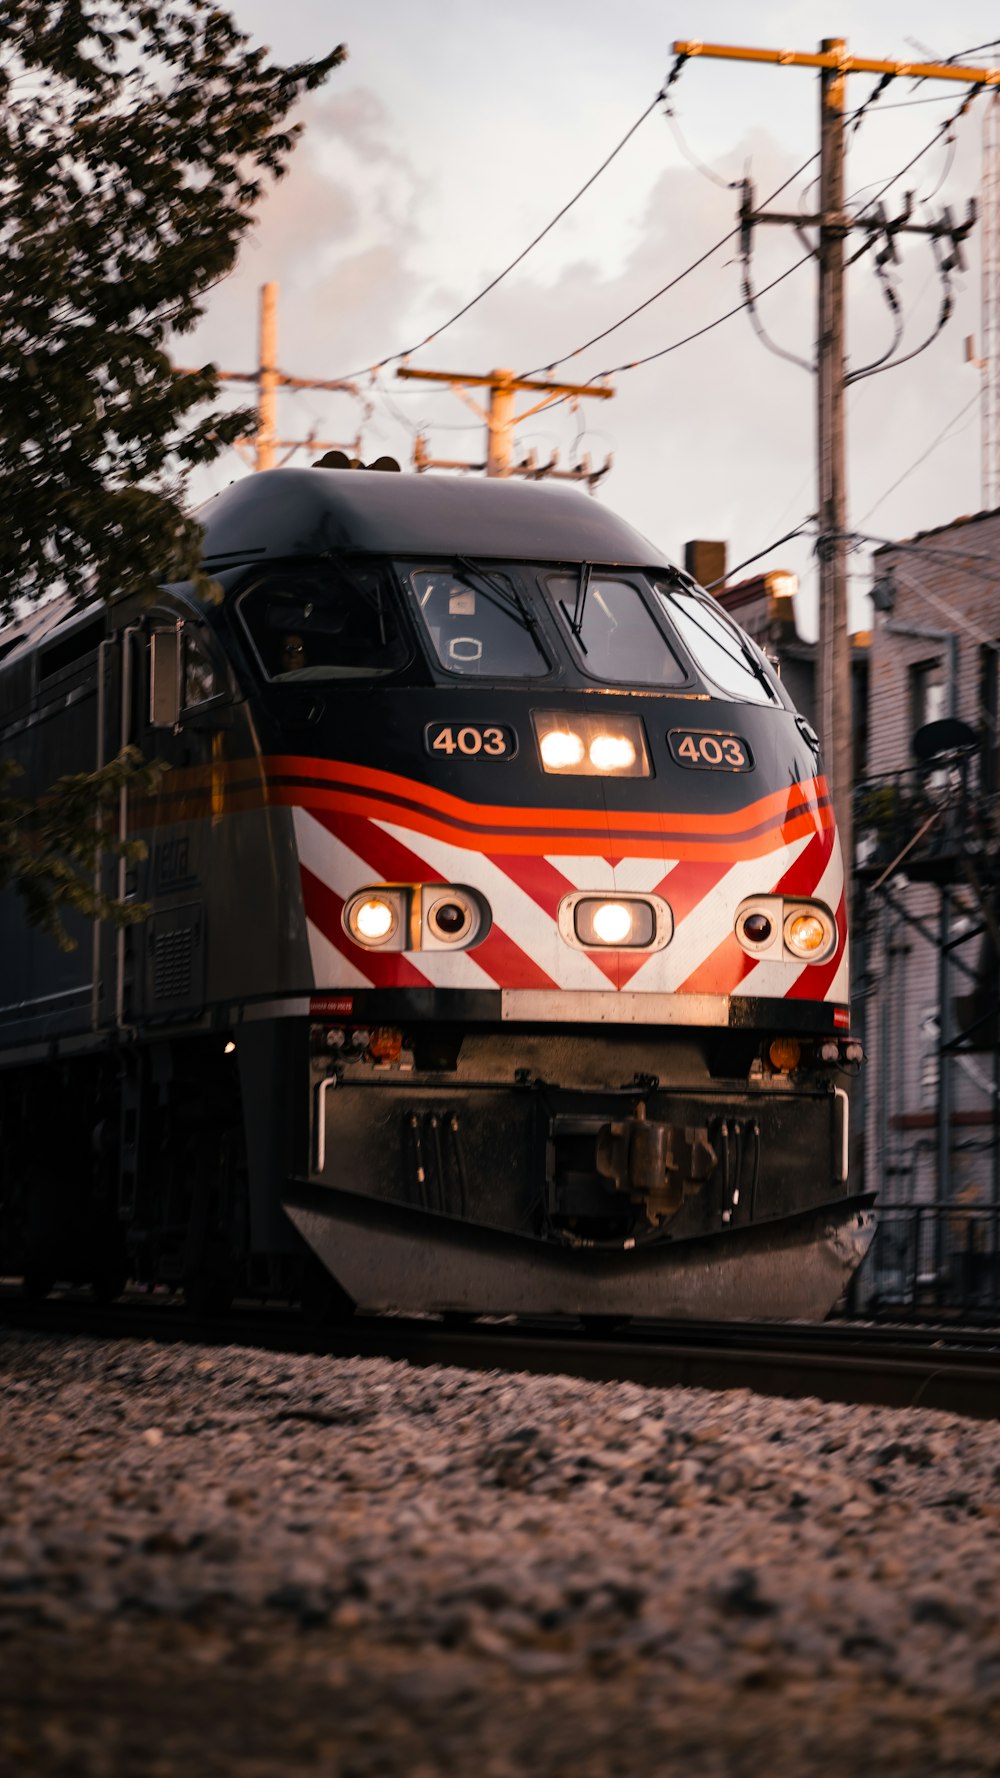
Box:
854, 750, 997, 885
855, 1202, 1000, 1316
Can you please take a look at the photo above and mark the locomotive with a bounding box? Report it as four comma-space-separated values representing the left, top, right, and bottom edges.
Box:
0, 465, 874, 1319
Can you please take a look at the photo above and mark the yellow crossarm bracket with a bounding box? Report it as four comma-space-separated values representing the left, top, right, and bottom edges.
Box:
672, 41, 1000, 85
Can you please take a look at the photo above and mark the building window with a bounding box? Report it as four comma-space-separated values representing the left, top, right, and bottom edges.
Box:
980, 643, 999, 796
909, 658, 946, 746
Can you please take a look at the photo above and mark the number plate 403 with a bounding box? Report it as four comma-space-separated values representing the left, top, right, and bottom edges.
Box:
668, 729, 754, 771
425, 722, 516, 759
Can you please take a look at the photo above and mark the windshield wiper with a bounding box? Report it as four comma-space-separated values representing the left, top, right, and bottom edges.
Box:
454, 556, 535, 631
570, 561, 592, 642
658, 573, 776, 702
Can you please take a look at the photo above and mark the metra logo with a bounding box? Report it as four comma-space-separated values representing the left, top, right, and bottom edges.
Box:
153, 837, 198, 891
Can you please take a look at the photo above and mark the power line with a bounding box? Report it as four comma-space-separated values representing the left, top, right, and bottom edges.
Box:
583, 248, 814, 382
331, 47, 992, 459
704, 519, 817, 589
519, 150, 820, 380
662, 106, 738, 190
321, 90, 666, 386
522, 83, 979, 389
858, 390, 982, 524
851, 84, 983, 224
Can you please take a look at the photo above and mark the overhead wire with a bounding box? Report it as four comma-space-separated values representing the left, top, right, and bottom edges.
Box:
702, 519, 818, 590
855, 394, 984, 525
364, 44, 993, 479
851, 83, 983, 225
318, 88, 668, 386
322, 48, 990, 421
662, 107, 738, 190
521, 72, 984, 394
518, 148, 820, 380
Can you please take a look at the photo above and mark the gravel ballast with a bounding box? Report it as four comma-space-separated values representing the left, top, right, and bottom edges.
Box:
0, 1328, 998, 1776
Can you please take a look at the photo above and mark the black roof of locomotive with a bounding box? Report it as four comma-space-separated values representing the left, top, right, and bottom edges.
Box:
197, 467, 666, 569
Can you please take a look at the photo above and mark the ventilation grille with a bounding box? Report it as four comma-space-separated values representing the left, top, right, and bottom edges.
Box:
153, 927, 194, 1002
146, 903, 204, 1011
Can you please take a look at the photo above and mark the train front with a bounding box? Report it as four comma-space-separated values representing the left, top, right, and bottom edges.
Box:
203, 466, 874, 1320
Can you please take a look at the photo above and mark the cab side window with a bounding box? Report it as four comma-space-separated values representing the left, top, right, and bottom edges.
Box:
238, 565, 409, 682
181, 630, 219, 709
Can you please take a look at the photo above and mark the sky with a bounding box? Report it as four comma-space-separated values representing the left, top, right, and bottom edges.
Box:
180, 2, 1000, 637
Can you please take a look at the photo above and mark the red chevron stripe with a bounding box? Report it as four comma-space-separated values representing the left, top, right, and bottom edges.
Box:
613, 860, 734, 991
772, 827, 836, 899
300, 865, 431, 991
485, 851, 621, 987
652, 858, 733, 923
675, 828, 840, 1000
309, 811, 558, 991
676, 930, 756, 997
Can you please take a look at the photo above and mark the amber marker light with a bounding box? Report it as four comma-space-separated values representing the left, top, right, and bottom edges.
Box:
784, 907, 834, 960
769, 1037, 801, 1073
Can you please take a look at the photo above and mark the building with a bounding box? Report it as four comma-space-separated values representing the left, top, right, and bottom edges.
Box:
855, 509, 1000, 1311
696, 527, 999, 1312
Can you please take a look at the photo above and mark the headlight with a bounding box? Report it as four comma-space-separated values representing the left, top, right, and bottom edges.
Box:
560, 893, 670, 951
343, 888, 410, 950
589, 901, 635, 945
343, 884, 491, 952
355, 899, 396, 941
588, 734, 636, 772
533, 711, 650, 777
539, 728, 586, 769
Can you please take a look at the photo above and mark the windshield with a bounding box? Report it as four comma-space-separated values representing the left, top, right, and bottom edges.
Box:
654, 582, 779, 706
238, 563, 409, 681
408, 566, 550, 678
546, 572, 688, 687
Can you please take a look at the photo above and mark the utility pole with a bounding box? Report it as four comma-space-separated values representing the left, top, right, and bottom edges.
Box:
396, 366, 614, 485
981, 91, 1000, 506
816, 39, 849, 889
672, 39, 1000, 892
176, 282, 367, 471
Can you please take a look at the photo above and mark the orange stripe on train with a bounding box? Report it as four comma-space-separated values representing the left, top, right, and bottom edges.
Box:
268, 754, 831, 839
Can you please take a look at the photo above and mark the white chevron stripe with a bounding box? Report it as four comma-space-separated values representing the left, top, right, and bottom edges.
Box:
613, 857, 679, 893
294, 806, 374, 896
626, 836, 813, 993
375, 820, 613, 990
297, 805, 841, 1002
547, 854, 616, 890
294, 808, 493, 990
547, 855, 678, 895
304, 916, 373, 989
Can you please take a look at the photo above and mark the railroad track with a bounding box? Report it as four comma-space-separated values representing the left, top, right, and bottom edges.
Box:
2, 1286, 999, 1421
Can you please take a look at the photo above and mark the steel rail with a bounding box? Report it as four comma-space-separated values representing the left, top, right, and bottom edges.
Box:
2, 1289, 999, 1421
